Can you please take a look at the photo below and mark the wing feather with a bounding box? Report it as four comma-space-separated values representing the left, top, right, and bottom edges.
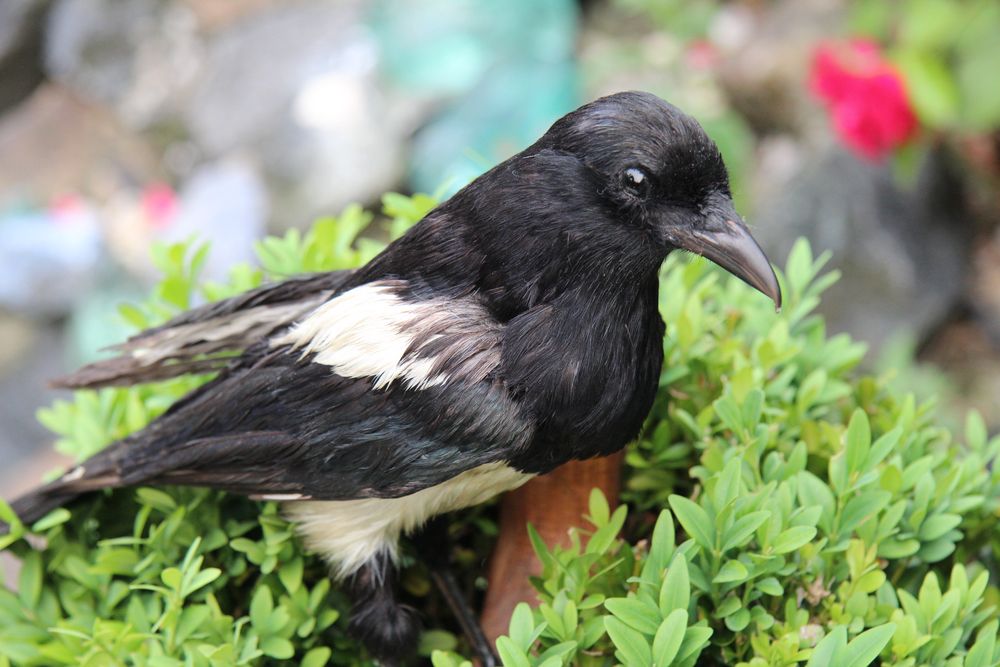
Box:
9, 278, 532, 526
54, 270, 354, 389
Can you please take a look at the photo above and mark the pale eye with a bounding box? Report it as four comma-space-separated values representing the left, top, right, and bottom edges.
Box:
624, 167, 648, 190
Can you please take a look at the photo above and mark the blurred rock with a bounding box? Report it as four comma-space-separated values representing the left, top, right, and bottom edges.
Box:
0, 84, 162, 204
921, 319, 1000, 430
0, 319, 71, 501
179, 0, 284, 32
713, 0, 842, 137
0, 199, 103, 316
163, 159, 268, 281
45, 0, 202, 127
753, 148, 973, 354
185, 1, 407, 227
970, 231, 1000, 343
0, 0, 49, 113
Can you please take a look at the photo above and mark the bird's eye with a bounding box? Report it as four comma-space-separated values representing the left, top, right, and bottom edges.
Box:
623, 167, 649, 194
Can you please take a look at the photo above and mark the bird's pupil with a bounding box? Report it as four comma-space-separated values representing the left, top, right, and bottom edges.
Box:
625, 168, 646, 187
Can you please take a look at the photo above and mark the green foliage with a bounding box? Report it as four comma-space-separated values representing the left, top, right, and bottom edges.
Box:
2, 196, 999, 667
851, 0, 1000, 132
1, 195, 432, 666
611, 0, 717, 40
452, 241, 1000, 666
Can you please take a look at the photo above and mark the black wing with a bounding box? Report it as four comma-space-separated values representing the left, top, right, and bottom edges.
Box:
11, 279, 532, 524
17, 351, 529, 516
53, 270, 354, 389
119, 353, 529, 498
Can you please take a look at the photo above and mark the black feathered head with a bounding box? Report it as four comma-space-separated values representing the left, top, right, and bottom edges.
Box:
383, 91, 780, 312
536, 91, 781, 308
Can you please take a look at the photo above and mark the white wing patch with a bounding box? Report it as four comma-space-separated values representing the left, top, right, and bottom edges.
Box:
284, 462, 533, 579
273, 280, 500, 390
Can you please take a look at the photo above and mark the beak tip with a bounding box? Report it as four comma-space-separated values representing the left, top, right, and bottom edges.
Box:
768, 277, 782, 314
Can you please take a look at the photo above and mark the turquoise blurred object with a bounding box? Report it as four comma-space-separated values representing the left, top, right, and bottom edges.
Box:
368, 0, 581, 195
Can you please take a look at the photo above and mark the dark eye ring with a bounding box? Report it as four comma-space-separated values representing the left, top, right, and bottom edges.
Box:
624, 167, 649, 194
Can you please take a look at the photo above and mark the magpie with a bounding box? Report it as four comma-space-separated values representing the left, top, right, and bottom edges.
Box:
7, 91, 780, 664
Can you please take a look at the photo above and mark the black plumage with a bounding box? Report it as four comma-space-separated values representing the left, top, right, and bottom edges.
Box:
7, 91, 780, 665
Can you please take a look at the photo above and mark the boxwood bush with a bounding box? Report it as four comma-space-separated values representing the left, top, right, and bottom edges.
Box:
1, 193, 998, 666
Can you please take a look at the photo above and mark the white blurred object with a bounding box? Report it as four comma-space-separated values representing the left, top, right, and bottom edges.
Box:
161, 159, 268, 282
0, 198, 102, 315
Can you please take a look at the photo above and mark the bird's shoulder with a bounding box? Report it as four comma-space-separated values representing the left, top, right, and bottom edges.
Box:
270, 278, 503, 391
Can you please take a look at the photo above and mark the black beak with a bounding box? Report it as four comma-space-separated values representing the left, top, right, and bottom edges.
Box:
664, 205, 782, 311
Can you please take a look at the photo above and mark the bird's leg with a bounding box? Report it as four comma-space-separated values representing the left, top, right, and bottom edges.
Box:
345, 550, 420, 666
415, 516, 499, 667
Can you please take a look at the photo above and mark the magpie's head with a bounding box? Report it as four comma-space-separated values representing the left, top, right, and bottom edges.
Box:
533, 91, 781, 308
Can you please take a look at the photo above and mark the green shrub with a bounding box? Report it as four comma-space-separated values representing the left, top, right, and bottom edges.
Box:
1, 193, 998, 666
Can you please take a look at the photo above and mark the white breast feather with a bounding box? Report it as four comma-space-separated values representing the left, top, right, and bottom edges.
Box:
285, 463, 533, 579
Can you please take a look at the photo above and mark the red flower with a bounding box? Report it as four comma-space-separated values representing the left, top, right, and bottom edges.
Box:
686, 40, 719, 71
809, 40, 918, 161
142, 183, 178, 230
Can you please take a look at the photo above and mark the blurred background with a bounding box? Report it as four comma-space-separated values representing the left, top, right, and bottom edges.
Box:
0, 0, 998, 496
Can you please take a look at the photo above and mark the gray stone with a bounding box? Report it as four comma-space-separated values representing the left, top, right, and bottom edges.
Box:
45, 0, 202, 127
162, 159, 268, 281
0, 84, 162, 205
970, 230, 1000, 343
0, 0, 49, 113
0, 201, 102, 316
185, 2, 408, 227
713, 0, 842, 137
752, 148, 973, 355
184, 2, 365, 154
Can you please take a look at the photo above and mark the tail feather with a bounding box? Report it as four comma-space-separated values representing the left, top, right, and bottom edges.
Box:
53, 271, 351, 390
9, 487, 84, 528
3, 451, 123, 531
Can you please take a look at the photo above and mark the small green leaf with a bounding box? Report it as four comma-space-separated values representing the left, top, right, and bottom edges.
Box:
647, 510, 676, 574
712, 560, 749, 584
508, 603, 536, 652
418, 630, 458, 655
260, 637, 294, 660
279, 558, 304, 594
17, 552, 42, 609
588, 488, 610, 526
965, 411, 988, 449
807, 626, 846, 666
496, 636, 531, 667
651, 609, 687, 666
249, 586, 274, 629
724, 608, 751, 632
30, 508, 72, 532
659, 556, 690, 615
185, 567, 221, 596
135, 488, 177, 513
772, 526, 816, 554
586, 505, 627, 554
606, 598, 661, 635
917, 513, 961, 542
756, 577, 783, 596
715, 596, 742, 618
965, 620, 998, 667
840, 624, 895, 667
301, 646, 332, 667
895, 50, 959, 126
668, 497, 715, 551
722, 511, 770, 551
160, 567, 182, 592
844, 409, 871, 474
676, 626, 713, 663
605, 617, 653, 666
